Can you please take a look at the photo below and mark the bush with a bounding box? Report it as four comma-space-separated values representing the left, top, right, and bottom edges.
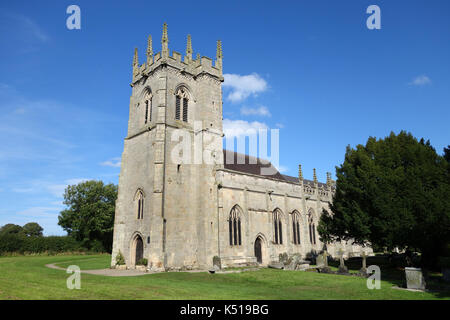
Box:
0, 234, 82, 255
115, 251, 125, 265
438, 257, 450, 269
137, 258, 148, 266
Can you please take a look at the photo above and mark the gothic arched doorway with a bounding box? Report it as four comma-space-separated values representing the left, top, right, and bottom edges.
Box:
131, 234, 144, 266
135, 236, 143, 264
254, 237, 263, 264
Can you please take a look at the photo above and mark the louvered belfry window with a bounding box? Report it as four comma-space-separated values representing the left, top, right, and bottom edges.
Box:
175, 88, 189, 122
144, 91, 152, 124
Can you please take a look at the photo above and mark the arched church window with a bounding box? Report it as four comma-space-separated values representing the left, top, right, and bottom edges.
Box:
144, 91, 152, 124
273, 209, 283, 245
308, 210, 316, 245
228, 206, 242, 246
136, 190, 144, 220
292, 211, 301, 245
175, 87, 189, 122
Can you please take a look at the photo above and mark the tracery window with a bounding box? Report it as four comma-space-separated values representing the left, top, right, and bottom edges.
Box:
228, 206, 242, 246
292, 211, 301, 245
308, 210, 316, 245
273, 209, 283, 245
136, 190, 144, 220
175, 87, 189, 122
144, 91, 152, 124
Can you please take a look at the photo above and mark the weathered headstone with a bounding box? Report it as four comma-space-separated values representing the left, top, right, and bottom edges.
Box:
213, 256, 221, 269
316, 254, 324, 267
405, 267, 426, 290
360, 251, 367, 274
338, 249, 348, 273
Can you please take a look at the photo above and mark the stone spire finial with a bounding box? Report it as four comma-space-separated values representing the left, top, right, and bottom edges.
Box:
326, 172, 332, 187
161, 22, 169, 58
133, 47, 138, 67
146, 35, 153, 65
313, 168, 318, 184
298, 164, 303, 181
185, 34, 192, 62
216, 40, 223, 72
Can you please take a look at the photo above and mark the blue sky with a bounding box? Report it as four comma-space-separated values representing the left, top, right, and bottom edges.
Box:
0, 0, 449, 235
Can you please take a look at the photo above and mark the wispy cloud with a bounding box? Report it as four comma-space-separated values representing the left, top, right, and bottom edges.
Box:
240, 105, 271, 117
223, 73, 268, 102
0, 12, 50, 52
223, 118, 269, 139
100, 157, 121, 168
409, 75, 431, 86
17, 206, 61, 218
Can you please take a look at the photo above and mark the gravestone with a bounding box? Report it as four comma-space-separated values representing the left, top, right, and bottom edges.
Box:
338, 249, 348, 273
316, 254, 324, 267
213, 256, 221, 269
360, 251, 367, 274
405, 267, 426, 290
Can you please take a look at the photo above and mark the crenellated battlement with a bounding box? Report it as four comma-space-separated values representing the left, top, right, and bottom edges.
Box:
131, 23, 223, 85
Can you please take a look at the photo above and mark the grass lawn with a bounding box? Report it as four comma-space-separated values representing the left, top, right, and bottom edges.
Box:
0, 254, 449, 300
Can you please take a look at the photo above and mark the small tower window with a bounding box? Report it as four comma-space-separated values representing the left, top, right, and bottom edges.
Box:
144, 91, 152, 124
175, 88, 189, 122
136, 190, 145, 220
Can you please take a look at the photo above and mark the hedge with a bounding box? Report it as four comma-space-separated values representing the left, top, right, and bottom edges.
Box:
0, 234, 83, 255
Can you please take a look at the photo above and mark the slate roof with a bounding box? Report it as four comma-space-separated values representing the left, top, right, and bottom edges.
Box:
222, 150, 328, 187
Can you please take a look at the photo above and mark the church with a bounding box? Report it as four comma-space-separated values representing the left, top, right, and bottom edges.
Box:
111, 24, 371, 271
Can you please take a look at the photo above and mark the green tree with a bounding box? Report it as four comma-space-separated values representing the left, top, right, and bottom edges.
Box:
318, 131, 450, 269
444, 145, 450, 162
22, 222, 44, 237
58, 180, 118, 252
0, 224, 24, 236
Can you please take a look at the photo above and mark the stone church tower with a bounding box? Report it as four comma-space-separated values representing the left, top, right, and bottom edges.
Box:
111, 24, 225, 271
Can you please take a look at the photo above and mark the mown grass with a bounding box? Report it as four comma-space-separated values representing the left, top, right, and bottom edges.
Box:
0, 254, 449, 300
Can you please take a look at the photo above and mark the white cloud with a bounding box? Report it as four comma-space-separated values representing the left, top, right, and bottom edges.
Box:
240, 105, 271, 117
223, 73, 268, 102
100, 157, 121, 168
17, 206, 61, 218
275, 165, 289, 173
275, 123, 284, 129
409, 75, 431, 86
223, 119, 269, 139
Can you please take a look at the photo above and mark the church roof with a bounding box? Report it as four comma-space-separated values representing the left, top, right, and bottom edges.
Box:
222, 150, 327, 187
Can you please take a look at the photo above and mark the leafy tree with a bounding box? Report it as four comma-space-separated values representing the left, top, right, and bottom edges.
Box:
444, 145, 450, 162
318, 131, 450, 269
22, 222, 43, 237
0, 224, 24, 236
58, 180, 118, 252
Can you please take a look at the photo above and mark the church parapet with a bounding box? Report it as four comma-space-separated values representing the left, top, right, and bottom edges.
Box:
131, 23, 223, 86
